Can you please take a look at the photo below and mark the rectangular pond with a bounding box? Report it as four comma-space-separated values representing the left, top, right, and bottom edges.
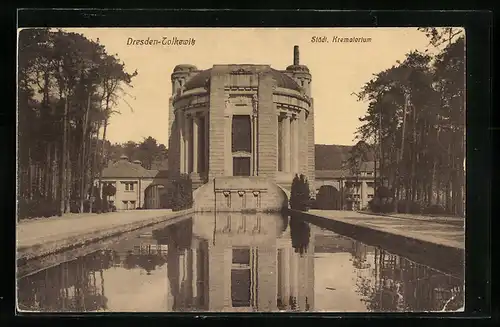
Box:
17, 212, 464, 313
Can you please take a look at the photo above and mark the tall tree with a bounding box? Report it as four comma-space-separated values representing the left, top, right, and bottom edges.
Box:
353, 28, 465, 216
18, 28, 138, 218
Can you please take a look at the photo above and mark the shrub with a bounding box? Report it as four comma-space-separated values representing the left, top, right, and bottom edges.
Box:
290, 174, 311, 211
422, 204, 446, 215
171, 174, 193, 211
396, 199, 422, 214
102, 184, 116, 198
376, 186, 393, 199
18, 197, 59, 220
368, 198, 395, 213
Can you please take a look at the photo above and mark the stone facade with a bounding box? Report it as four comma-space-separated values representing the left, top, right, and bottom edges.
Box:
168, 46, 315, 211
314, 162, 377, 210
97, 156, 170, 210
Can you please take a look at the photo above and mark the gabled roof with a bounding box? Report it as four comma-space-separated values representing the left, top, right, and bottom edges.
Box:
315, 144, 375, 171
315, 144, 352, 171
101, 158, 169, 179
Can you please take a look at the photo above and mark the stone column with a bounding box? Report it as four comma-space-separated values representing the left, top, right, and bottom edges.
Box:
283, 247, 291, 307
360, 181, 365, 209
179, 252, 185, 291
204, 113, 209, 174
252, 116, 257, 176
283, 114, 291, 172
192, 248, 198, 302
292, 252, 299, 303
193, 115, 199, 173
179, 112, 185, 174
291, 115, 299, 174
184, 114, 191, 174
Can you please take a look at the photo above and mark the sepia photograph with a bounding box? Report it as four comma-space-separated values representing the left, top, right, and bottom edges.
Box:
16, 27, 466, 313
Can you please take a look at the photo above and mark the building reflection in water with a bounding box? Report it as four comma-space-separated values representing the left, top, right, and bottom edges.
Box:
154, 213, 315, 312
17, 213, 464, 312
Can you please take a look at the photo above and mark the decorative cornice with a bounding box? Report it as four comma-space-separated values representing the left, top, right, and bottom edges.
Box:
230, 68, 253, 75
225, 86, 257, 92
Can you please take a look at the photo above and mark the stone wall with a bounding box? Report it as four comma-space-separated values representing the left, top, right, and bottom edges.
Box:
257, 72, 278, 178
208, 68, 227, 179
193, 177, 288, 212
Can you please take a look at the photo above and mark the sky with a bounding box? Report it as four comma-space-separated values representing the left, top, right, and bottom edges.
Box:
63, 28, 432, 146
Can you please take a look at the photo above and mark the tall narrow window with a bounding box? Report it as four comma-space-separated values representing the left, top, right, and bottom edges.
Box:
232, 115, 251, 153
231, 248, 251, 307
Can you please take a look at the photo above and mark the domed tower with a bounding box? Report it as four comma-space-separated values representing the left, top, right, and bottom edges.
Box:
169, 65, 199, 131
284, 46, 315, 195
285, 46, 312, 97
171, 64, 198, 96
168, 65, 199, 176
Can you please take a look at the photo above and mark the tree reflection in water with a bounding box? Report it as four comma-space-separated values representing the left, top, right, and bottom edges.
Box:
289, 216, 311, 256
353, 245, 464, 312
277, 216, 312, 311
18, 250, 112, 312
123, 251, 167, 275
153, 218, 194, 311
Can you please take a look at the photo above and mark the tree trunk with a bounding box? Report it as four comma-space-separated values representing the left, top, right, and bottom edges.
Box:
80, 92, 92, 213
66, 136, 72, 213
397, 91, 408, 204
45, 143, 52, 200
98, 118, 108, 193
59, 96, 69, 216
52, 145, 59, 201
89, 120, 102, 214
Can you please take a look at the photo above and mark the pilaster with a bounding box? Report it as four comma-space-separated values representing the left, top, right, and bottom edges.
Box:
224, 113, 233, 176
208, 70, 227, 179
257, 72, 277, 178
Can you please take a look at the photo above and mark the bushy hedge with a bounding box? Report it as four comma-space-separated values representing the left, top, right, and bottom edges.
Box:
69, 196, 116, 214
396, 199, 422, 214
290, 174, 311, 211
171, 174, 193, 211
422, 204, 446, 215
368, 198, 395, 213
18, 197, 59, 220
367, 186, 395, 213
18, 194, 117, 220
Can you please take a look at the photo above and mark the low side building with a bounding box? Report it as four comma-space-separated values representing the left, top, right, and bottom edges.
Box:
97, 155, 170, 210
314, 144, 377, 210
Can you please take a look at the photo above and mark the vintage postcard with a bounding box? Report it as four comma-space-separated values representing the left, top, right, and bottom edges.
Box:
17, 27, 465, 313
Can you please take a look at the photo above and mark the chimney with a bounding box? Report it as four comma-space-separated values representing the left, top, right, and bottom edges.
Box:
293, 45, 300, 65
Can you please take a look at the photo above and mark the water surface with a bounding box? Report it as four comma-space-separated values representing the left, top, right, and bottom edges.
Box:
17, 213, 464, 312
